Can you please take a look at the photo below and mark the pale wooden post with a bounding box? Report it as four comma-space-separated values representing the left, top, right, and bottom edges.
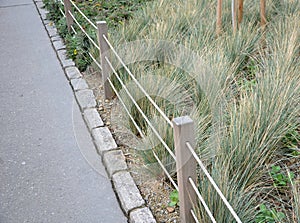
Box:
173, 116, 197, 223
63, 0, 73, 32
97, 21, 114, 99
216, 0, 222, 36
232, 0, 238, 33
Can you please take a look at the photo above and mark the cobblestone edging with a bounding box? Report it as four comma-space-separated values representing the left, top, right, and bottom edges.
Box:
34, 1, 156, 222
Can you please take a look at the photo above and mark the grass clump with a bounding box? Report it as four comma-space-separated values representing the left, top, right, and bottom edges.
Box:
107, 0, 300, 222
44, 0, 299, 221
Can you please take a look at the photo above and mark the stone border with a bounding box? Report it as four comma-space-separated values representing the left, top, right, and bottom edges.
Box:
33, 1, 156, 222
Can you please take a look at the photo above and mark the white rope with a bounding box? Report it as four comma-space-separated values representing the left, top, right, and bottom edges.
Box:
105, 56, 176, 161
71, 25, 77, 34
69, 0, 98, 30
106, 57, 178, 189
68, 10, 100, 50
106, 78, 145, 138
87, 52, 102, 70
109, 72, 178, 190
186, 142, 242, 223
102, 34, 173, 128
191, 209, 200, 223
90, 54, 144, 143
59, 8, 65, 17
189, 178, 217, 223
152, 151, 178, 191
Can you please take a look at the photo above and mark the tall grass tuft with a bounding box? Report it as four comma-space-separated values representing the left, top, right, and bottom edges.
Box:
88, 0, 300, 221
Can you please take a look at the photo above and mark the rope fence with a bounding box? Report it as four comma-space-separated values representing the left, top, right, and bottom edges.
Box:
69, 0, 97, 30
189, 177, 216, 223
58, 1, 243, 222
102, 34, 173, 128
104, 55, 176, 161
68, 10, 99, 50
186, 142, 242, 223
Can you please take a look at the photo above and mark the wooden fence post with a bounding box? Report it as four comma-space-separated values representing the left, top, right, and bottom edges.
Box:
97, 21, 114, 100
173, 116, 197, 223
63, 0, 73, 32
232, 0, 238, 33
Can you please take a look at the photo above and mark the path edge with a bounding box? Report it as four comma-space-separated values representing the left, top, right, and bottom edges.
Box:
33, 1, 156, 222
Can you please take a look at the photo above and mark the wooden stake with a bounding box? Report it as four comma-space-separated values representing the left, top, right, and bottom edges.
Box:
63, 0, 73, 32
173, 116, 197, 223
97, 21, 114, 99
232, 0, 238, 33
238, 0, 244, 25
216, 0, 223, 36
260, 0, 267, 29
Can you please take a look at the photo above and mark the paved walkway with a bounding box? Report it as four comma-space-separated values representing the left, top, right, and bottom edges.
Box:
0, 0, 127, 222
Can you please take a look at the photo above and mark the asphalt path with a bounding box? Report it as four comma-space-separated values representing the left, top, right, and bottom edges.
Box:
0, 0, 126, 222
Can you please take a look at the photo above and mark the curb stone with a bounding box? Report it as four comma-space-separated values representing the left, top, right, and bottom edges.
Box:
45, 23, 59, 37
103, 150, 127, 177
75, 89, 97, 110
112, 171, 145, 215
57, 49, 75, 68
34, 2, 156, 222
71, 78, 89, 91
53, 40, 66, 51
51, 36, 63, 42
35, 0, 48, 20
92, 127, 118, 155
83, 108, 104, 129
65, 66, 82, 80
130, 207, 157, 223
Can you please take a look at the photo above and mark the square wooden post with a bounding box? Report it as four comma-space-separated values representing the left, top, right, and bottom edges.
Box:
173, 116, 197, 223
63, 0, 73, 32
96, 21, 114, 100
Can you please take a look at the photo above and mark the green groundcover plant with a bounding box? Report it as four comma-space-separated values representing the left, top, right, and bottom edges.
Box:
43, 0, 151, 70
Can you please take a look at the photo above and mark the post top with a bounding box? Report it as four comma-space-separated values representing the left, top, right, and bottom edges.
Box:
172, 116, 193, 126
96, 21, 107, 25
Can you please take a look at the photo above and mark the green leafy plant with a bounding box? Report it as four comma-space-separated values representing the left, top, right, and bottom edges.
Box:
65, 34, 79, 60
282, 127, 300, 149
43, 0, 152, 72
291, 150, 300, 157
238, 78, 257, 92
56, 17, 68, 38
255, 204, 285, 223
168, 190, 179, 207
270, 165, 294, 187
